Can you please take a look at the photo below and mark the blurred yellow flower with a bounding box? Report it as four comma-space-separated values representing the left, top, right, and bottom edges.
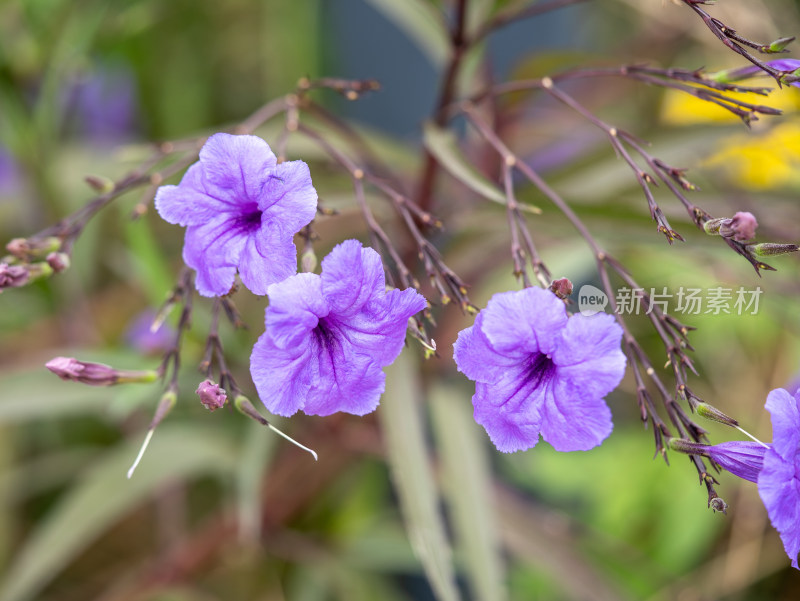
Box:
703, 121, 800, 189
661, 88, 798, 125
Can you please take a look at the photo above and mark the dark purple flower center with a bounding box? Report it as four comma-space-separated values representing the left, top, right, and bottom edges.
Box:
526, 352, 556, 389
313, 318, 340, 355
233, 204, 262, 233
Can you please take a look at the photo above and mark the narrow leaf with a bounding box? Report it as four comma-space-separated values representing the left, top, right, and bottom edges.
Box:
380, 354, 460, 601
430, 384, 507, 601
423, 122, 541, 213
362, 0, 449, 67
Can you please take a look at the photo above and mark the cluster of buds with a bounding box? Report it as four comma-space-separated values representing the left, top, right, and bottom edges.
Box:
1, 236, 69, 293
703, 211, 799, 272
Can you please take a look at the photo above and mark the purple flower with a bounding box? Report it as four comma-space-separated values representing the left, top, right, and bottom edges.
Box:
155, 134, 317, 297
250, 240, 426, 417
670, 438, 768, 483
758, 388, 800, 569
453, 287, 626, 453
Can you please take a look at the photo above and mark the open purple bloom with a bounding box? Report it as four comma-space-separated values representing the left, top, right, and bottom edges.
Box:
454, 287, 626, 453
758, 387, 800, 569
250, 239, 426, 417
155, 133, 317, 297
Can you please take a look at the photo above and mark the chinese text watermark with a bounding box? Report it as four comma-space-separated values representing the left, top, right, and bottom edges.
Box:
578, 285, 762, 316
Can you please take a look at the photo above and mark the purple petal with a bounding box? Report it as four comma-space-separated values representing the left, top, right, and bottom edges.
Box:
479, 287, 567, 358
539, 378, 613, 451
321, 240, 386, 317
765, 388, 800, 459
706, 441, 767, 483
260, 160, 318, 233
264, 273, 328, 349
553, 312, 626, 399
767, 58, 800, 73
238, 232, 298, 296
182, 219, 248, 297
302, 333, 387, 416
154, 164, 230, 226
330, 287, 426, 367
759, 450, 800, 569
454, 315, 520, 383
250, 334, 315, 417
198, 133, 277, 203
472, 377, 545, 453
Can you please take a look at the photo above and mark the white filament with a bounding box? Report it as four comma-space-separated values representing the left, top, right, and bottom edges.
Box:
268, 423, 318, 461
735, 425, 770, 449
127, 429, 155, 479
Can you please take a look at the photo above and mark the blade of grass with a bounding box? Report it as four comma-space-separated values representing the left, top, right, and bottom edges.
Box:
430, 383, 506, 601
380, 354, 460, 601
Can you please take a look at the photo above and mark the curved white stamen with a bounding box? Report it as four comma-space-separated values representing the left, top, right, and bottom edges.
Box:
735, 425, 770, 449
127, 429, 155, 479
268, 423, 318, 461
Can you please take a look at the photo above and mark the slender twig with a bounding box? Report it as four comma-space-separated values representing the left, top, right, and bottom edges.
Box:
416, 0, 471, 213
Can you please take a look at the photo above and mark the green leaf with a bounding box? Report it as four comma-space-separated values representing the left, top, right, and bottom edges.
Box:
0, 424, 239, 601
235, 419, 278, 543
430, 383, 506, 601
362, 0, 449, 67
423, 122, 541, 213
466, 0, 496, 37
379, 353, 460, 601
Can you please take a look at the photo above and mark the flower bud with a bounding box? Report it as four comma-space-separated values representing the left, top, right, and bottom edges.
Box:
709, 495, 728, 515
720, 212, 758, 242
694, 401, 739, 428
26, 261, 54, 282
301, 247, 317, 273
84, 174, 115, 193
767, 36, 795, 53
704, 212, 758, 242
0, 262, 29, 290
549, 277, 573, 299
46, 252, 70, 273
45, 356, 158, 386
196, 379, 227, 411
5, 237, 61, 260
747, 242, 800, 257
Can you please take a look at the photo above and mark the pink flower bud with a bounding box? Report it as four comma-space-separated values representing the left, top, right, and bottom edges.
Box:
719, 211, 758, 242
0, 263, 29, 290
45, 356, 157, 386
46, 252, 70, 273
196, 379, 227, 411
